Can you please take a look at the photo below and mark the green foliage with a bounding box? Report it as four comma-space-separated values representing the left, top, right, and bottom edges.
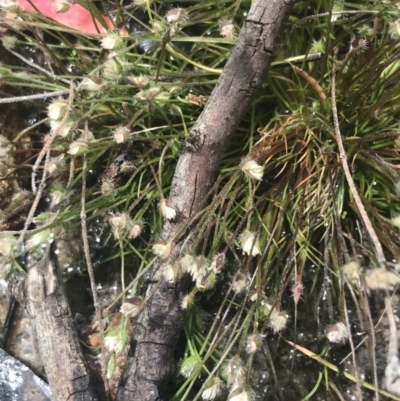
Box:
4, 0, 400, 399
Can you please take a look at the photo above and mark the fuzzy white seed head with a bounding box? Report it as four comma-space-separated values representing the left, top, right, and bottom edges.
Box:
342, 261, 362, 284
195, 255, 209, 272
196, 271, 216, 292
80, 76, 105, 91
109, 213, 128, 229
210, 253, 225, 274
232, 273, 247, 294
261, 296, 274, 315
129, 75, 149, 88
179, 254, 196, 273
241, 159, 264, 180
190, 263, 207, 282
47, 155, 65, 175
113, 126, 130, 144
223, 355, 245, 386
101, 178, 115, 196
0, 0, 18, 10
159, 198, 176, 220
246, 333, 262, 354
136, 87, 161, 102
100, 32, 123, 50
249, 288, 259, 302
120, 297, 142, 318
50, 120, 74, 137
109, 213, 130, 239
269, 309, 288, 333
166, 8, 188, 23
0, 234, 16, 257
202, 377, 223, 400
128, 221, 143, 239
365, 268, 400, 290
187, 256, 208, 281
219, 19, 235, 40
52, 0, 71, 13
240, 230, 260, 257
162, 263, 180, 283
228, 387, 251, 401
152, 240, 173, 260
326, 322, 349, 343
48, 100, 67, 121
68, 140, 88, 156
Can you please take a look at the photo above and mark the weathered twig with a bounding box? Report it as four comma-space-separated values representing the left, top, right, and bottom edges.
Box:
116, 1, 296, 400
0, 90, 70, 104
8, 246, 99, 401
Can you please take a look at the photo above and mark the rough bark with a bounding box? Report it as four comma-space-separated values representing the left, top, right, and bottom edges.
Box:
8, 246, 99, 401
116, 1, 296, 400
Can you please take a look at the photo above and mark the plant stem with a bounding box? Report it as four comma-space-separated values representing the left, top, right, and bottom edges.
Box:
331, 50, 385, 265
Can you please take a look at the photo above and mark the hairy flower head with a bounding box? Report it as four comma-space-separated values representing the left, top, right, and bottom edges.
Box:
241, 158, 264, 180
152, 240, 173, 260
240, 230, 260, 257
0, 234, 16, 257
232, 272, 247, 294
326, 322, 349, 343
159, 197, 176, 220
48, 99, 67, 121
246, 333, 262, 354
269, 309, 288, 333
100, 32, 123, 50
219, 19, 235, 40
120, 297, 142, 318
202, 377, 223, 400
52, 0, 72, 13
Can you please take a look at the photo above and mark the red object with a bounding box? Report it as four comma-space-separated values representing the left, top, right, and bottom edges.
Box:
17, 0, 126, 35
